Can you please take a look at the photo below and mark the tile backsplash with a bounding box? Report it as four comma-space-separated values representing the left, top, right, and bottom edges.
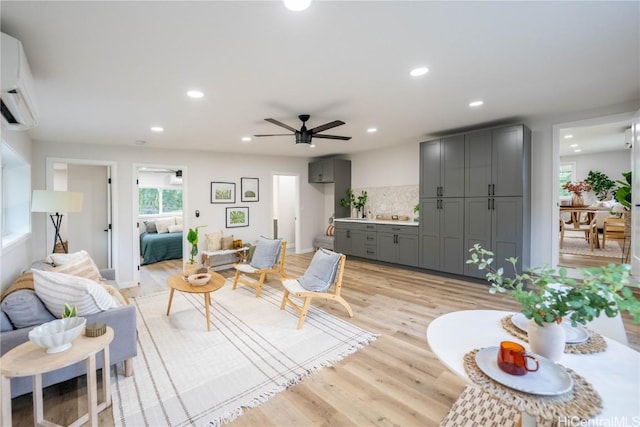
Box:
352, 185, 419, 219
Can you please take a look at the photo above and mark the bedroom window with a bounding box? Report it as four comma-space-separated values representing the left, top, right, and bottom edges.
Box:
139, 188, 183, 215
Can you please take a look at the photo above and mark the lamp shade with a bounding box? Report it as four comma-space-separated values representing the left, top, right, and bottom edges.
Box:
31, 190, 83, 213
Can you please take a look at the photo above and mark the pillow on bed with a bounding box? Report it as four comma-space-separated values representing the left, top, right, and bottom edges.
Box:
168, 224, 183, 233
155, 217, 176, 234
174, 216, 183, 225
144, 220, 157, 233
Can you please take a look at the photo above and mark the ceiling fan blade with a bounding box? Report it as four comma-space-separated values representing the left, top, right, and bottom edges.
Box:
309, 120, 345, 134
265, 118, 298, 133
312, 134, 352, 141
253, 134, 293, 137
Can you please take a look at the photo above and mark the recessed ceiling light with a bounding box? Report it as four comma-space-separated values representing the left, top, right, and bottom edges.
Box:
469, 101, 484, 107
367, 127, 377, 133
187, 90, 204, 99
283, 0, 311, 11
151, 126, 164, 132
564, 134, 574, 139
570, 143, 578, 148
241, 136, 251, 142
410, 67, 429, 77
574, 149, 582, 153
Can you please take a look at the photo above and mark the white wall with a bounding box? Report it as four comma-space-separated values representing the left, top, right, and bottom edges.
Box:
561, 150, 631, 204
31, 141, 321, 288
349, 141, 420, 188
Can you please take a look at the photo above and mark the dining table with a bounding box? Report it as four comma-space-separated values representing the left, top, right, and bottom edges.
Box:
427, 310, 640, 427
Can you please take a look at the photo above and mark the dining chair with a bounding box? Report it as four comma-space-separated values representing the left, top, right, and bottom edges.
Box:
232, 237, 287, 298
602, 216, 624, 249
280, 249, 352, 329
569, 215, 598, 251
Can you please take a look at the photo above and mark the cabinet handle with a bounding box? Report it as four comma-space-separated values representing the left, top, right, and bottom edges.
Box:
488, 184, 491, 196
491, 198, 495, 210
347, 230, 350, 238
488, 198, 491, 210
492, 184, 495, 196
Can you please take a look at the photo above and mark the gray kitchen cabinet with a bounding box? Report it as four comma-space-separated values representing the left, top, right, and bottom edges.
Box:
363, 224, 378, 260
465, 125, 530, 198
334, 222, 365, 258
419, 198, 464, 274
464, 197, 524, 278
377, 224, 418, 266
309, 158, 351, 219
420, 135, 465, 198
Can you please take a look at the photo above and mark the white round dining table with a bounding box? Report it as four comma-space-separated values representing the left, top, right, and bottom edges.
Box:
427, 310, 640, 426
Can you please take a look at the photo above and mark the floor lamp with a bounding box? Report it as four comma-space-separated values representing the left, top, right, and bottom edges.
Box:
31, 190, 84, 254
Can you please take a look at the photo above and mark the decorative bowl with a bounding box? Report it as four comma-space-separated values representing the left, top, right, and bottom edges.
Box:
29, 317, 87, 354
188, 273, 211, 286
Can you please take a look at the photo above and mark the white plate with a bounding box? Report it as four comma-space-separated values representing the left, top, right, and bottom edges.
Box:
475, 347, 573, 396
510, 313, 589, 344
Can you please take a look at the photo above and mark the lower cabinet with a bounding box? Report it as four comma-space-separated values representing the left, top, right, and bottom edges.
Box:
419, 198, 464, 274
334, 223, 365, 258
464, 197, 523, 279
377, 224, 419, 267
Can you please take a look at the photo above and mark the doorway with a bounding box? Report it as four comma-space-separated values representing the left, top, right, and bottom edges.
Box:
272, 174, 299, 253
552, 112, 636, 272
47, 159, 114, 269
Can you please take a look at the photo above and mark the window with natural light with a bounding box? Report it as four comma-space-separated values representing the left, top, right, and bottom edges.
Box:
559, 162, 576, 197
139, 187, 183, 216
2, 141, 31, 248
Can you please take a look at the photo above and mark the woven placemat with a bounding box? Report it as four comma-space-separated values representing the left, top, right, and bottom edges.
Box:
464, 349, 602, 421
501, 315, 607, 354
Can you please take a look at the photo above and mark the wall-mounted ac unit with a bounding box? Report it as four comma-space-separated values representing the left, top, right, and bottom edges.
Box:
1, 32, 39, 130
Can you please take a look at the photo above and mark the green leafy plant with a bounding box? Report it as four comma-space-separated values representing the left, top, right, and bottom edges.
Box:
61, 303, 77, 318
340, 189, 368, 216
584, 170, 615, 201
354, 190, 368, 213
466, 244, 640, 327
614, 171, 632, 209
187, 225, 207, 264
413, 204, 419, 214
339, 188, 354, 209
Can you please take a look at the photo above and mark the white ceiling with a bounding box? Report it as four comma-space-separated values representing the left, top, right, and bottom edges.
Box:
1, 1, 638, 158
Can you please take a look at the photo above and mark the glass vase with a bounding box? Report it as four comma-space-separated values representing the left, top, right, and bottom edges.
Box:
571, 193, 585, 207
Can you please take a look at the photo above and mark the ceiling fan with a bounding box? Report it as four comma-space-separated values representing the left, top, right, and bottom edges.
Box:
254, 114, 351, 145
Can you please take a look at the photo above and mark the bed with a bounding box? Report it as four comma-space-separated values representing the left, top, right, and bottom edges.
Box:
140, 232, 183, 265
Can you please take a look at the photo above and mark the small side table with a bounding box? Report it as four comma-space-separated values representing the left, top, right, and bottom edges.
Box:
1, 327, 114, 427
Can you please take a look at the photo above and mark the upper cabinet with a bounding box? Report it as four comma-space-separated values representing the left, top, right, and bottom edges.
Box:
465, 125, 529, 197
419, 135, 465, 198
309, 158, 352, 218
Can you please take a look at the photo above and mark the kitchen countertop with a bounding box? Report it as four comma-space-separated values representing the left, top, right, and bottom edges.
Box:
334, 218, 419, 226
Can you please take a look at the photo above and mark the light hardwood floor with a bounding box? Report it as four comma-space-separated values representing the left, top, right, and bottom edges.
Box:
9, 254, 640, 426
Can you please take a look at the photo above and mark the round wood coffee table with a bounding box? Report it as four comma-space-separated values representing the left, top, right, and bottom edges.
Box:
166, 272, 225, 331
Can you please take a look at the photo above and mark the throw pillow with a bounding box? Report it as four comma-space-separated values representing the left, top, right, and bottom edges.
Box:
246, 243, 257, 263
326, 225, 335, 236
222, 235, 234, 250
0, 311, 13, 331
0, 289, 56, 329
144, 220, 157, 233
298, 249, 342, 292
33, 270, 117, 317
101, 284, 128, 306
168, 224, 183, 233
206, 230, 223, 251
251, 236, 282, 269
51, 252, 102, 282
155, 217, 176, 234
47, 249, 87, 266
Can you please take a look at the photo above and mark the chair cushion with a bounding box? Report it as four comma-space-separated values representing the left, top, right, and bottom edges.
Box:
251, 236, 282, 269
282, 278, 306, 294
234, 263, 258, 274
0, 289, 56, 329
298, 249, 341, 292
33, 269, 118, 317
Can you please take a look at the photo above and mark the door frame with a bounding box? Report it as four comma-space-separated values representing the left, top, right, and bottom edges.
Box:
551, 111, 636, 270
45, 158, 116, 269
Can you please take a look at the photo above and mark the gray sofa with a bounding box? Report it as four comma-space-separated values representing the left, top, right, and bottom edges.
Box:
0, 267, 137, 398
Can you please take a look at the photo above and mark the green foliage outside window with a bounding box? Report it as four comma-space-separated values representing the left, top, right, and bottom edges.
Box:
139, 188, 182, 215
559, 164, 574, 197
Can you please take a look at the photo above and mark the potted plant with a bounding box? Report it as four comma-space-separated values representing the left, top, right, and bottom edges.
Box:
340, 189, 368, 218
185, 225, 207, 276
354, 190, 368, 218
413, 203, 419, 222
614, 171, 632, 236
584, 170, 615, 201
466, 244, 640, 361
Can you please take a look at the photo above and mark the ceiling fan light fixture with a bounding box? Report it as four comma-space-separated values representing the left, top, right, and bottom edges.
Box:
283, 0, 311, 11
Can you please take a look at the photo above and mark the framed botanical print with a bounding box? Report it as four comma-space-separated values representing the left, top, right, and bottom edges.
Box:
226, 207, 249, 228
211, 182, 236, 204
241, 177, 259, 202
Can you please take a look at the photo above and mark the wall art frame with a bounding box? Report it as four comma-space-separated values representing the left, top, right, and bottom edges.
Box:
241, 177, 259, 202
211, 181, 236, 204
226, 206, 249, 228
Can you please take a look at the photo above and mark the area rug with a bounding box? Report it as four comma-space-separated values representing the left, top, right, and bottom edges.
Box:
560, 237, 623, 259
110, 280, 377, 427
